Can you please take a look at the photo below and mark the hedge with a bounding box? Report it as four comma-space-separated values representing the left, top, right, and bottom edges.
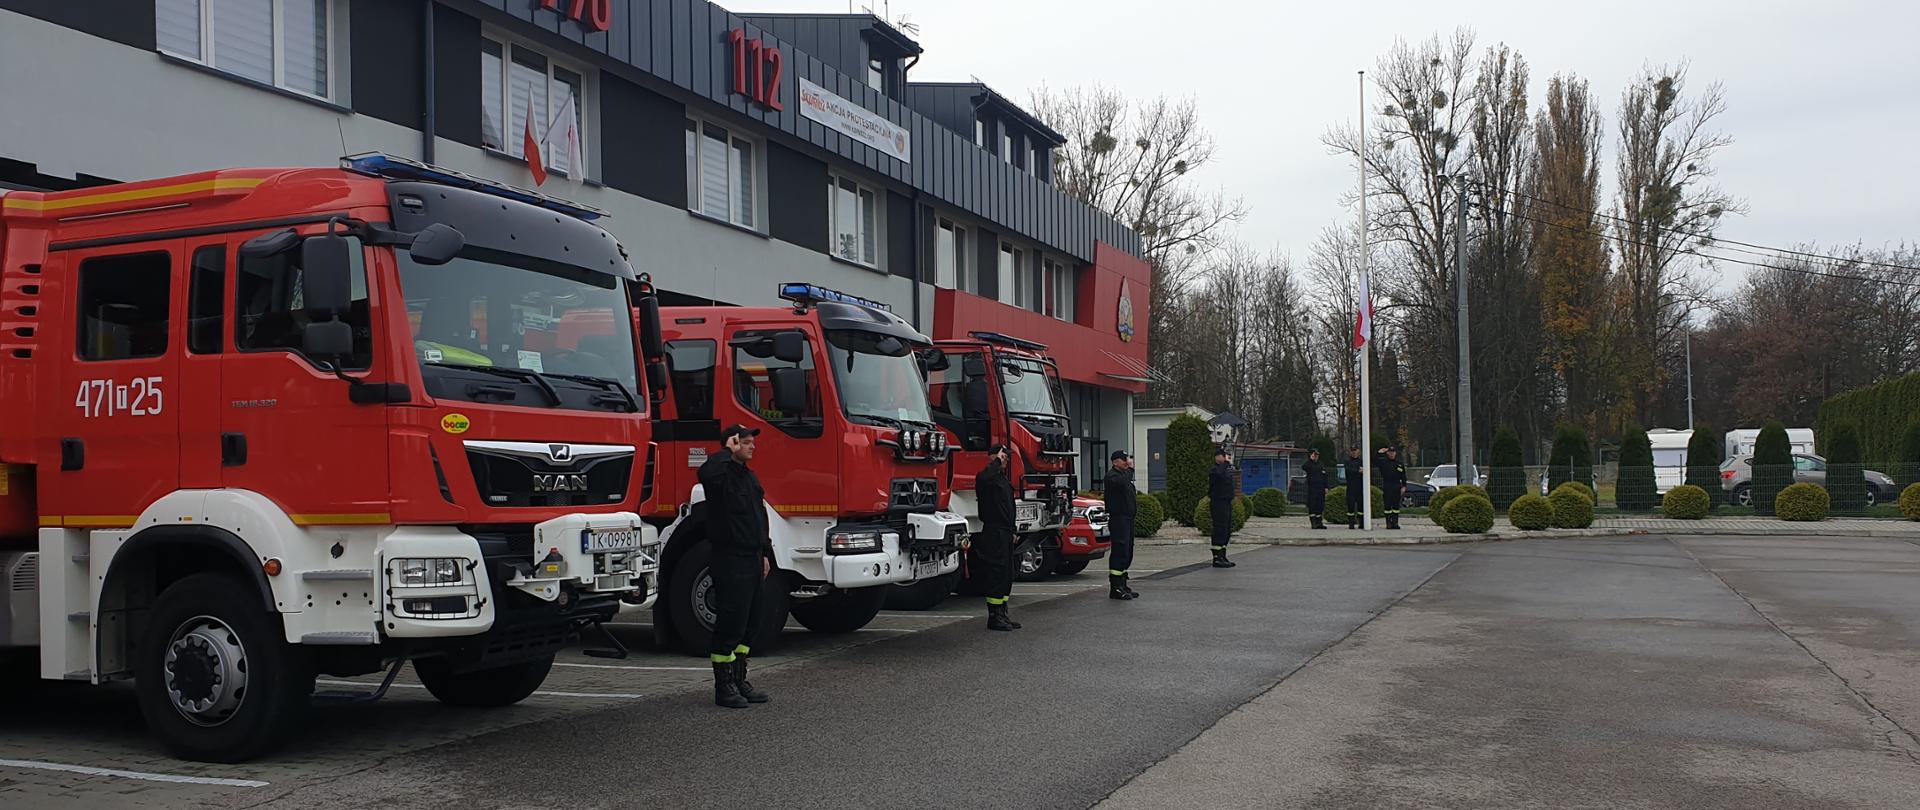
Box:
1250, 487, 1288, 517
1685, 426, 1724, 510
1549, 487, 1595, 528
1662, 484, 1710, 520
1151, 491, 1173, 517
1324, 485, 1385, 525
1775, 482, 1829, 522
1548, 424, 1593, 492
1814, 370, 1920, 473
1752, 422, 1793, 516
1165, 414, 1212, 526
1192, 495, 1251, 535
1617, 424, 1657, 511
1134, 494, 1166, 537
1440, 494, 1495, 533
1488, 427, 1525, 510
1900, 483, 1920, 521
1509, 494, 1553, 530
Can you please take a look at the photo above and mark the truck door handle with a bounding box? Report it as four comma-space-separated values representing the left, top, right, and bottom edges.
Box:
60, 438, 84, 471
222, 433, 248, 467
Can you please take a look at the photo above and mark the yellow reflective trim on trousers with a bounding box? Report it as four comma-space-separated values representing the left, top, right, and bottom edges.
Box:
710, 653, 736, 664
733, 644, 750, 655
1108, 569, 1127, 577
1209, 545, 1226, 551
984, 596, 1008, 605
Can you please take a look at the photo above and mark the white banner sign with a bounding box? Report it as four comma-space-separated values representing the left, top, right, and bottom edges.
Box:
798, 77, 912, 164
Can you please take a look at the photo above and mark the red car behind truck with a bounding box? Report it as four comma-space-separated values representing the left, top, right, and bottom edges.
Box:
0, 154, 662, 761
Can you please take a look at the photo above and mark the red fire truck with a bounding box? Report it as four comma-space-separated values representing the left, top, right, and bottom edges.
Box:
643, 284, 969, 652
0, 154, 662, 762
887, 332, 1080, 609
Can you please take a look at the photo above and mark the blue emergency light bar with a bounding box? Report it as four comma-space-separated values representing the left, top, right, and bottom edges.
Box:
340, 153, 610, 222
968, 331, 1049, 352
778, 282, 892, 312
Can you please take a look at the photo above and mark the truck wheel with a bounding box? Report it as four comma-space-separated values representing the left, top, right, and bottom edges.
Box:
666, 542, 791, 656
884, 572, 958, 611
1014, 542, 1058, 582
1053, 559, 1091, 576
134, 572, 310, 763
412, 655, 552, 707
789, 586, 886, 634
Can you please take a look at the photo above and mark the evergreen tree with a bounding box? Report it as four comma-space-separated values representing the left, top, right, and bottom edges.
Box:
1751, 421, 1792, 516
1487, 426, 1525, 510
1617, 424, 1656, 511
1165, 414, 1213, 526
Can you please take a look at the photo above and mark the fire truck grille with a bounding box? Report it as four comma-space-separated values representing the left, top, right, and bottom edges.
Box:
888, 478, 940, 511
465, 450, 634, 508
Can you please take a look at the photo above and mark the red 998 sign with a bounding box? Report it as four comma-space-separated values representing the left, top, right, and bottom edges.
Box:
540, 0, 611, 32
729, 29, 785, 111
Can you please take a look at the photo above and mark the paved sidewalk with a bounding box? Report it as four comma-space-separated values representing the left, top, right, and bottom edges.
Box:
1140, 514, 1920, 546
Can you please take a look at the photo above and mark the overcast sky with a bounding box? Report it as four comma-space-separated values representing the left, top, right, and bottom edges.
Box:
740, 0, 1919, 291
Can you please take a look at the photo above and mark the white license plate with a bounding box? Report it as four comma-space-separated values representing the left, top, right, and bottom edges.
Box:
1095, 528, 1110, 538
582, 528, 641, 554
912, 557, 944, 579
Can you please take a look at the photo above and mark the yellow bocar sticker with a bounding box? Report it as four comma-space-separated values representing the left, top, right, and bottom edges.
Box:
441, 413, 472, 434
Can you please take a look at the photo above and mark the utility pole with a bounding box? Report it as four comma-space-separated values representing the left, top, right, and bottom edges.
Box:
1454, 178, 1473, 481
1685, 330, 1695, 430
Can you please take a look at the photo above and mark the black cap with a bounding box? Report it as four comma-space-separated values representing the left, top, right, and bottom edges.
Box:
987, 442, 1009, 456
1110, 450, 1132, 461
720, 424, 761, 444
1215, 446, 1230, 457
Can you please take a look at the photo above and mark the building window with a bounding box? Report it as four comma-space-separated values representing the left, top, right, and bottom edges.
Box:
867, 58, 885, 92
936, 220, 971, 291
157, 0, 335, 99
998, 244, 1021, 307
1001, 130, 1014, 165
686, 119, 759, 230
1032, 145, 1047, 178
1043, 257, 1075, 322
481, 36, 587, 177
237, 234, 372, 369
78, 252, 171, 361
828, 177, 880, 268
975, 118, 986, 147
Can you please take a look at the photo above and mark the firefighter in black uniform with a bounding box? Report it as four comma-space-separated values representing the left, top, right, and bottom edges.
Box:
975, 443, 1021, 631
700, 424, 773, 709
1209, 446, 1237, 568
1343, 447, 1366, 528
1376, 446, 1408, 529
1103, 450, 1140, 600
1302, 449, 1330, 530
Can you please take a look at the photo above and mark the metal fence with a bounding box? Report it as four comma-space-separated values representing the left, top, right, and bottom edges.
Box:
1413, 462, 1920, 518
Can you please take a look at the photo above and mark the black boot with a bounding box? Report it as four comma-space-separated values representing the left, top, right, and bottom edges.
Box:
987, 603, 1016, 631
1347, 515, 1358, 529
1311, 515, 1326, 530
1110, 574, 1138, 600
1387, 514, 1401, 530
1211, 548, 1236, 568
713, 662, 749, 709
731, 657, 769, 704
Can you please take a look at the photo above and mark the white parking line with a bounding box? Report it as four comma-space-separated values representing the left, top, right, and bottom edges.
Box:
855, 628, 916, 633
314, 679, 643, 700
553, 662, 708, 672
0, 758, 268, 788
878, 611, 979, 618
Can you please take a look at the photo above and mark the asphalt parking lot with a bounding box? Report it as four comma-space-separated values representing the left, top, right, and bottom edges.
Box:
3, 536, 1917, 809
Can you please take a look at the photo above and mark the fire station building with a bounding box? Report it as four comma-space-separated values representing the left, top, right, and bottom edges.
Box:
0, 0, 1153, 484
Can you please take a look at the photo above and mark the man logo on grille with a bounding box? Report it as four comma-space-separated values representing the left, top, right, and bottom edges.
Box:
547, 443, 574, 464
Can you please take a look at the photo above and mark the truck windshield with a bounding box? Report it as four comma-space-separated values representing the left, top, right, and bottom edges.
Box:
398, 251, 639, 410
825, 329, 933, 426
1000, 357, 1065, 419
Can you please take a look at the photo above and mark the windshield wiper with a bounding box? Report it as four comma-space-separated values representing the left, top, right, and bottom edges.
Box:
542, 372, 639, 412
425, 362, 561, 406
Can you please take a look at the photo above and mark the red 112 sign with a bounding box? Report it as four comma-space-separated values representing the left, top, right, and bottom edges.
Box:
729, 29, 784, 111
540, 0, 611, 32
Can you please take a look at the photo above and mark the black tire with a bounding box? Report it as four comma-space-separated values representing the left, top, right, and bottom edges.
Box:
134, 572, 310, 763
884, 571, 958, 611
665, 542, 791, 656
1053, 558, 1091, 576
1014, 538, 1058, 582
412, 655, 553, 707
1732, 484, 1753, 508
1865, 487, 1878, 508
790, 586, 886, 634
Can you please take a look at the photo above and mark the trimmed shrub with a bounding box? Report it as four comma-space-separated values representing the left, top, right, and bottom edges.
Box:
1165, 414, 1212, 525
1552, 481, 1593, 502
1250, 487, 1288, 517
1685, 426, 1724, 510
1900, 483, 1920, 521
1775, 482, 1829, 522
1134, 494, 1166, 537
1825, 423, 1868, 513
1192, 495, 1252, 535
1752, 422, 1793, 516
1662, 484, 1710, 520
1440, 494, 1495, 533
1549, 424, 1593, 491
1151, 491, 1174, 517
1488, 427, 1525, 510
1509, 494, 1553, 530
1324, 485, 1385, 525
1429, 484, 1489, 520
1549, 486, 1595, 528
1235, 493, 1251, 521
1617, 424, 1657, 511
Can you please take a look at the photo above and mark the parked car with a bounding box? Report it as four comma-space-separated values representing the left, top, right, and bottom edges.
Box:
1289, 470, 1433, 507
1018, 497, 1110, 580
1425, 464, 1485, 489
1718, 453, 1898, 508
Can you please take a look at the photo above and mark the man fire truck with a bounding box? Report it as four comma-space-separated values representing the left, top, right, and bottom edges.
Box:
889, 332, 1079, 610
0, 154, 662, 762
644, 284, 968, 652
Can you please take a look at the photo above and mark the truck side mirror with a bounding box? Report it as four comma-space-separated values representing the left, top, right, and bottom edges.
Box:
635, 295, 666, 361
770, 366, 808, 415
303, 320, 353, 361
772, 331, 806, 364
921, 348, 950, 372
962, 355, 987, 378
300, 233, 353, 318
646, 361, 669, 398
408, 223, 464, 266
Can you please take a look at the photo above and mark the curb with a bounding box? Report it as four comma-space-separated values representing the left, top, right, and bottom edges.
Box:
1136, 526, 1920, 547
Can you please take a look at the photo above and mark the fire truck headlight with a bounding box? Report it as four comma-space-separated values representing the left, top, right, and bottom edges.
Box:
393, 557, 468, 587
828, 530, 882, 553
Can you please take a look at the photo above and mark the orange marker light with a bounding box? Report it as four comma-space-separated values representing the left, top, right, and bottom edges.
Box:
263, 558, 283, 577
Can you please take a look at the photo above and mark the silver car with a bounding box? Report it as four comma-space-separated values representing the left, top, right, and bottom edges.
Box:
1718, 453, 1898, 507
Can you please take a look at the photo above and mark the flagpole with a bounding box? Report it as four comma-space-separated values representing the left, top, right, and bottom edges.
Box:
1357, 70, 1373, 532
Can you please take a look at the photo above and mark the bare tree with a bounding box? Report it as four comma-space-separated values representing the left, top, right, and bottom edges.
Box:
1306, 225, 1362, 444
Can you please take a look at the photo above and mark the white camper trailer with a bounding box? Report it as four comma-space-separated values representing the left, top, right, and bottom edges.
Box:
1724, 428, 1817, 460
1648, 428, 1693, 494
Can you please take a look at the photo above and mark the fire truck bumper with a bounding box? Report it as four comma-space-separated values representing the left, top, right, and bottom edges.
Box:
820, 512, 967, 588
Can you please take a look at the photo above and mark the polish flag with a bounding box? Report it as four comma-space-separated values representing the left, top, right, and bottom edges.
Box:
522, 89, 548, 187
546, 88, 582, 194
1352, 263, 1373, 348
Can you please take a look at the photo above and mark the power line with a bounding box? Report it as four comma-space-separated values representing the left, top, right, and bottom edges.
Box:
1460, 176, 1920, 275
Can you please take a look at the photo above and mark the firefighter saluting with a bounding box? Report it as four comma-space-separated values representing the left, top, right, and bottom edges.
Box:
1375, 446, 1408, 530
1342, 447, 1366, 528
1302, 449, 1330, 530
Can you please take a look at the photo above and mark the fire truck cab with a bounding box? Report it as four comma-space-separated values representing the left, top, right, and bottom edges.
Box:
645, 284, 968, 652
0, 155, 662, 762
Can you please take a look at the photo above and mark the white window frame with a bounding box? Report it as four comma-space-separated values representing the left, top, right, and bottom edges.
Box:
975, 118, 986, 147
1001, 130, 1014, 166
937, 219, 970, 292
480, 32, 591, 180
1044, 256, 1075, 322
827, 175, 883, 269
686, 117, 764, 231
156, 0, 339, 101
998, 243, 1022, 307
867, 57, 885, 92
